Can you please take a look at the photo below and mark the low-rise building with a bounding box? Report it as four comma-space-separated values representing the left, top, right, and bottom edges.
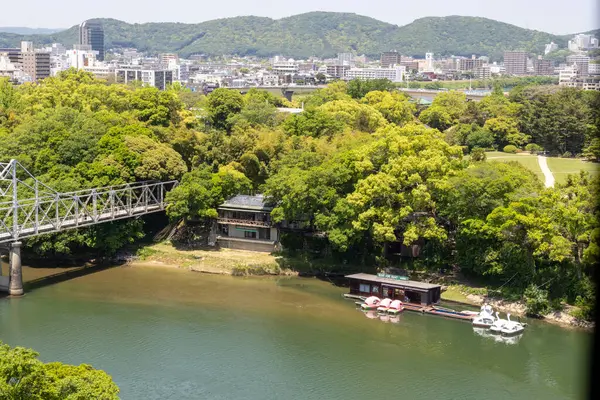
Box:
346, 65, 405, 82
326, 64, 349, 78
215, 195, 279, 252
115, 67, 174, 90
473, 65, 491, 79
560, 75, 600, 91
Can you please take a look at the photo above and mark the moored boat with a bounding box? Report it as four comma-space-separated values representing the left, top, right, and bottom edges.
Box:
387, 299, 404, 314
489, 312, 508, 334
472, 304, 496, 328
360, 296, 382, 310
376, 298, 393, 313
500, 314, 525, 336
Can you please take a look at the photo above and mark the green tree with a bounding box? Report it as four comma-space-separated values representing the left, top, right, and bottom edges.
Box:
205, 88, 244, 132
0, 341, 119, 399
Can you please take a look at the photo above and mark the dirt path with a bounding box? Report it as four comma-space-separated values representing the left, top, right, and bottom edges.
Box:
537, 155, 555, 187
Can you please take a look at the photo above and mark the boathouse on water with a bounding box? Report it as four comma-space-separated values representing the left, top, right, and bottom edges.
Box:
346, 273, 441, 306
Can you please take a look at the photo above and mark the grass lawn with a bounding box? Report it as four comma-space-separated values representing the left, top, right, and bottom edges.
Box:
484, 151, 545, 182
545, 157, 600, 184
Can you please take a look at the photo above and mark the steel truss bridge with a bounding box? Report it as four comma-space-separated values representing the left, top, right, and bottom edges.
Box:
0, 159, 178, 244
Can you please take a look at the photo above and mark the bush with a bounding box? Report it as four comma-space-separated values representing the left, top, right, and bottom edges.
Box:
503, 145, 518, 154
562, 151, 572, 158
523, 284, 550, 316
470, 147, 486, 162
525, 143, 543, 154
136, 247, 160, 260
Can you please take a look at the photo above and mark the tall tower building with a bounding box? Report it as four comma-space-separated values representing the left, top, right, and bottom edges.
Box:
504, 51, 528, 76
79, 20, 104, 61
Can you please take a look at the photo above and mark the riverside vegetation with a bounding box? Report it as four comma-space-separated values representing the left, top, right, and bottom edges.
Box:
0, 70, 598, 323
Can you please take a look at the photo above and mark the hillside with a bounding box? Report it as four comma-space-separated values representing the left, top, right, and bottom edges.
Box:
0, 12, 572, 59
0, 27, 64, 35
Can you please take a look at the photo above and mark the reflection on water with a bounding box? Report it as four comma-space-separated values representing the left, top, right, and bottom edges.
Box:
473, 327, 524, 345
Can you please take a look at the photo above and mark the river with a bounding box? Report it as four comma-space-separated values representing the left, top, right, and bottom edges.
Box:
0, 265, 592, 399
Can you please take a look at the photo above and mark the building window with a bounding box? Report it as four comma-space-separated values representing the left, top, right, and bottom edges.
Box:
372, 285, 379, 294
359, 284, 370, 293
244, 231, 257, 239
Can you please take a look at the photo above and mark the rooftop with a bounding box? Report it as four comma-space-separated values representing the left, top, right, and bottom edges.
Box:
345, 273, 441, 291
218, 194, 273, 212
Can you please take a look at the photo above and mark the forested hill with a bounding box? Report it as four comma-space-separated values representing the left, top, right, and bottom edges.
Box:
0, 12, 570, 59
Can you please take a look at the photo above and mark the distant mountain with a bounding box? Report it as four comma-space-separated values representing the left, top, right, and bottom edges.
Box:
0, 12, 580, 60
0, 27, 64, 35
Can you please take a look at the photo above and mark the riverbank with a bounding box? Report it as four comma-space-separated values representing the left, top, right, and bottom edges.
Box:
130, 242, 296, 276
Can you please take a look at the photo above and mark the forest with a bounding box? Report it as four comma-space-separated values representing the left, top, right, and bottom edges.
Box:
0, 70, 597, 320
0, 13, 568, 59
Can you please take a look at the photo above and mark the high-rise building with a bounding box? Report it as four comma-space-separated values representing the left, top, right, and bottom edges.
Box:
18, 42, 50, 82
504, 51, 528, 75
459, 56, 483, 72
380, 51, 401, 68
79, 20, 104, 61
566, 54, 590, 76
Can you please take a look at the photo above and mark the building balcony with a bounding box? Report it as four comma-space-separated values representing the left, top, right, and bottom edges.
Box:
217, 217, 272, 228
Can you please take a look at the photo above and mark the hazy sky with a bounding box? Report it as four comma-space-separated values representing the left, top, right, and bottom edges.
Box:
1, 0, 598, 34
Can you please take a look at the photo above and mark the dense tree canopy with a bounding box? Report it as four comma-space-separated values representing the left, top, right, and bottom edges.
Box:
0, 341, 119, 399
0, 71, 596, 319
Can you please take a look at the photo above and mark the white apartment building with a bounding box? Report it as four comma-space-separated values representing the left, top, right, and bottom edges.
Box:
272, 59, 298, 74
568, 34, 599, 51
474, 65, 491, 79
559, 65, 579, 85
544, 42, 559, 55
67, 47, 99, 69
0, 53, 18, 78
345, 65, 405, 82
566, 54, 590, 75
589, 63, 600, 75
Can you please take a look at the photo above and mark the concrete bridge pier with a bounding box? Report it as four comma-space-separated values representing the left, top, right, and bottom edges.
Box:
1, 242, 23, 295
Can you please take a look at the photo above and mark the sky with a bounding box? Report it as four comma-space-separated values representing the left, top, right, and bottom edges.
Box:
1, 0, 598, 35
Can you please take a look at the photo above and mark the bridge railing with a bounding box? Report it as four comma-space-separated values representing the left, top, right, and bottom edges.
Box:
0, 159, 177, 244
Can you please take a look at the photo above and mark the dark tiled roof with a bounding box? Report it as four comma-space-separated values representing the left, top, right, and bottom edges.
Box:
345, 273, 441, 291
219, 195, 273, 211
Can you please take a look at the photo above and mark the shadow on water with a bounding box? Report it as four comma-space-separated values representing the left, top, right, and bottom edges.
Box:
23, 262, 124, 292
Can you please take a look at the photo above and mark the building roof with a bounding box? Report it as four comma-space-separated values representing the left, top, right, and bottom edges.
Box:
345, 273, 441, 292
218, 194, 273, 212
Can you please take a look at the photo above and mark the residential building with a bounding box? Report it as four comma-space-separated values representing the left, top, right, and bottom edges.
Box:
459, 56, 483, 72
83, 64, 115, 79
272, 59, 298, 74
0, 47, 20, 64
566, 54, 590, 76
214, 194, 280, 252
115, 67, 174, 90
337, 53, 354, 66
79, 20, 104, 61
0, 53, 19, 78
559, 65, 579, 85
66, 47, 98, 69
18, 42, 50, 82
560, 74, 600, 91
473, 65, 491, 79
568, 34, 599, 51
326, 64, 349, 78
345, 65, 405, 82
159, 53, 178, 66
380, 51, 401, 68
533, 57, 554, 75
589, 63, 600, 75
504, 51, 528, 75
544, 42, 559, 54
399, 60, 419, 72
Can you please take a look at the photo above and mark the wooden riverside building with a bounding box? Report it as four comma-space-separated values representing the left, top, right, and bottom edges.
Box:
346, 273, 442, 306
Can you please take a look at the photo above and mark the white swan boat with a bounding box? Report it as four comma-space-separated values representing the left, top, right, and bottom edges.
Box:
500, 314, 525, 336
489, 312, 508, 334
387, 300, 405, 314
472, 304, 496, 328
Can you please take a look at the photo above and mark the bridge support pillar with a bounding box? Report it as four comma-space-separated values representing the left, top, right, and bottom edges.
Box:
9, 241, 23, 296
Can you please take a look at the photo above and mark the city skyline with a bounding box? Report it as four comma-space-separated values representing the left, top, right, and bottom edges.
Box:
0, 0, 598, 35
